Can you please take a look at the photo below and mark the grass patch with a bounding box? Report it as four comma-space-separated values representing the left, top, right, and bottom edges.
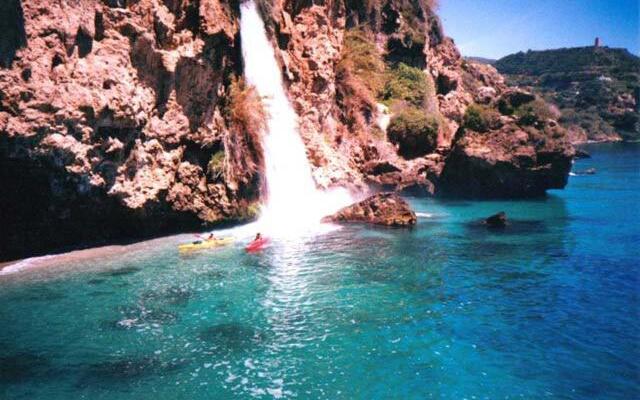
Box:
463, 104, 500, 133
226, 77, 267, 137
336, 29, 385, 130
382, 63, 428, 107
337, 29, 385, 101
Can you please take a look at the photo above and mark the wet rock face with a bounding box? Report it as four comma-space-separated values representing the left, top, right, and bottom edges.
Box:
323, 192, 417, 226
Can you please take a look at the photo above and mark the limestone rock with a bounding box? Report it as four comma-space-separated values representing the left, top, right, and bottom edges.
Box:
438, 124, 574, 198
323, 193, 417, 227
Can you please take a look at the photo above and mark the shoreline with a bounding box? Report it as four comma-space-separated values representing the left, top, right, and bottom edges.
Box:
0, 233, 191, 277
572, 138, 625, 145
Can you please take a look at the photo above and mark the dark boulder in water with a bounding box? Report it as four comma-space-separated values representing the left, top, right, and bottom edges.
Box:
323, 193, 417, 227
574, 149, 591, 159
485, 211, 508, 228
438, 93, 575, 198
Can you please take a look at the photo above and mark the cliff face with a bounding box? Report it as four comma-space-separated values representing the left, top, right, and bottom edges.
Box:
0, 0, 573, 261
0, 0, 262, 260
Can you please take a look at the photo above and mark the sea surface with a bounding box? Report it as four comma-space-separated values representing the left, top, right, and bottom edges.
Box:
1, 143, 638, 399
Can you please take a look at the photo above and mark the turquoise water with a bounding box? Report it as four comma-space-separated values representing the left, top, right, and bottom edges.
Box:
1, 143, 638, 399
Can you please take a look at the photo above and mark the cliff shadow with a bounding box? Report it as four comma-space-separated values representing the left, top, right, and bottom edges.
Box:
0, 0, 27, 68
129, 35, 172, 110
174, 55, 221, 132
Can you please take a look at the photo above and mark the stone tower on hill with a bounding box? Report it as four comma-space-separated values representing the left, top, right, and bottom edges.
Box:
594, 37, 601, 47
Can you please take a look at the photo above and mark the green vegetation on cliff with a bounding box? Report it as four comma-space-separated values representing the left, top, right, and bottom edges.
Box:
387, 108, 439, 158
494, 46, 640, 141
337, 28, 440, 151
338, 29, 386, 100
207, 150, 225, 180
463, 104, 499, 133
383, 63, 428, 107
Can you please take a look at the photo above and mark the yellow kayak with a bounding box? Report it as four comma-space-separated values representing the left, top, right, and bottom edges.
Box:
178, 237, 235, 252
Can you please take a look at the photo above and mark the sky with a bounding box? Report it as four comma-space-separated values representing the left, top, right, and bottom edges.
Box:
438, 0, 639, 59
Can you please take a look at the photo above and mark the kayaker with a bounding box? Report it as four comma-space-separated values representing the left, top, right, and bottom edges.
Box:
207, 233, 215, 240
253, 233, 262, 242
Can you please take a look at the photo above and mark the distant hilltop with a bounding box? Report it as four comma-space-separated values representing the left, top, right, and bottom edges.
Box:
470, 45, 639, 143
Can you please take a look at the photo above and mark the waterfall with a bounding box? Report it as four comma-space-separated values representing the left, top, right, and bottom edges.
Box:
239, 0, 352, 235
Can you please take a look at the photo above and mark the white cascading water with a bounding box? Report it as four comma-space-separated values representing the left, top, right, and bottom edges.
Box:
239, 0, 352, 236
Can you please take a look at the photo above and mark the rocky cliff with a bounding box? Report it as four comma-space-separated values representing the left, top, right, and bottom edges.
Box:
0, 0, 573, 261
0, 0, 264, 260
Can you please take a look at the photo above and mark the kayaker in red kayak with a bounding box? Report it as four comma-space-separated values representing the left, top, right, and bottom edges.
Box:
246, 233, 268, 252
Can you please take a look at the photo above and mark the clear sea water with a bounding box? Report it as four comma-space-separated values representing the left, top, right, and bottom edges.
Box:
1, 143, 638, 399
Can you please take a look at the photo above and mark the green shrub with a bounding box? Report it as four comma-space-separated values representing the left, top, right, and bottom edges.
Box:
207, 150, 225, 179
514, 98, 556, 127
387, 107, 439, 159
383, 63, 428, 107
463, 104, 499, 132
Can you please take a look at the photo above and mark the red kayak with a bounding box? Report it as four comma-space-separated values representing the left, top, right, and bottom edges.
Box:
245, 238, 269, 252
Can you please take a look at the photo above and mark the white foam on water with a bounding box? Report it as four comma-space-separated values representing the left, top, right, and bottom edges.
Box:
239, 0, 353, 238
416, 212, 433, 218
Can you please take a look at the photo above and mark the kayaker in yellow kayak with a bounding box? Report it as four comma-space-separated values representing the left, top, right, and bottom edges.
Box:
179, 233, 234, 252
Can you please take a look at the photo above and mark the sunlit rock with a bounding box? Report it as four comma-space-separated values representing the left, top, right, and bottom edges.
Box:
323, 192, 416, 227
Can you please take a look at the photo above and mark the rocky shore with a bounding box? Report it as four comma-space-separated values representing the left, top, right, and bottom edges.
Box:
0, 0, 573, 261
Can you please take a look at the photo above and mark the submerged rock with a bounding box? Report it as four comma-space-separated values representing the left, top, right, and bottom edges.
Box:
574, 149, 591, 159
484, 211, 508, 228
575, 168, 597, 175
323, 193, 416, 227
